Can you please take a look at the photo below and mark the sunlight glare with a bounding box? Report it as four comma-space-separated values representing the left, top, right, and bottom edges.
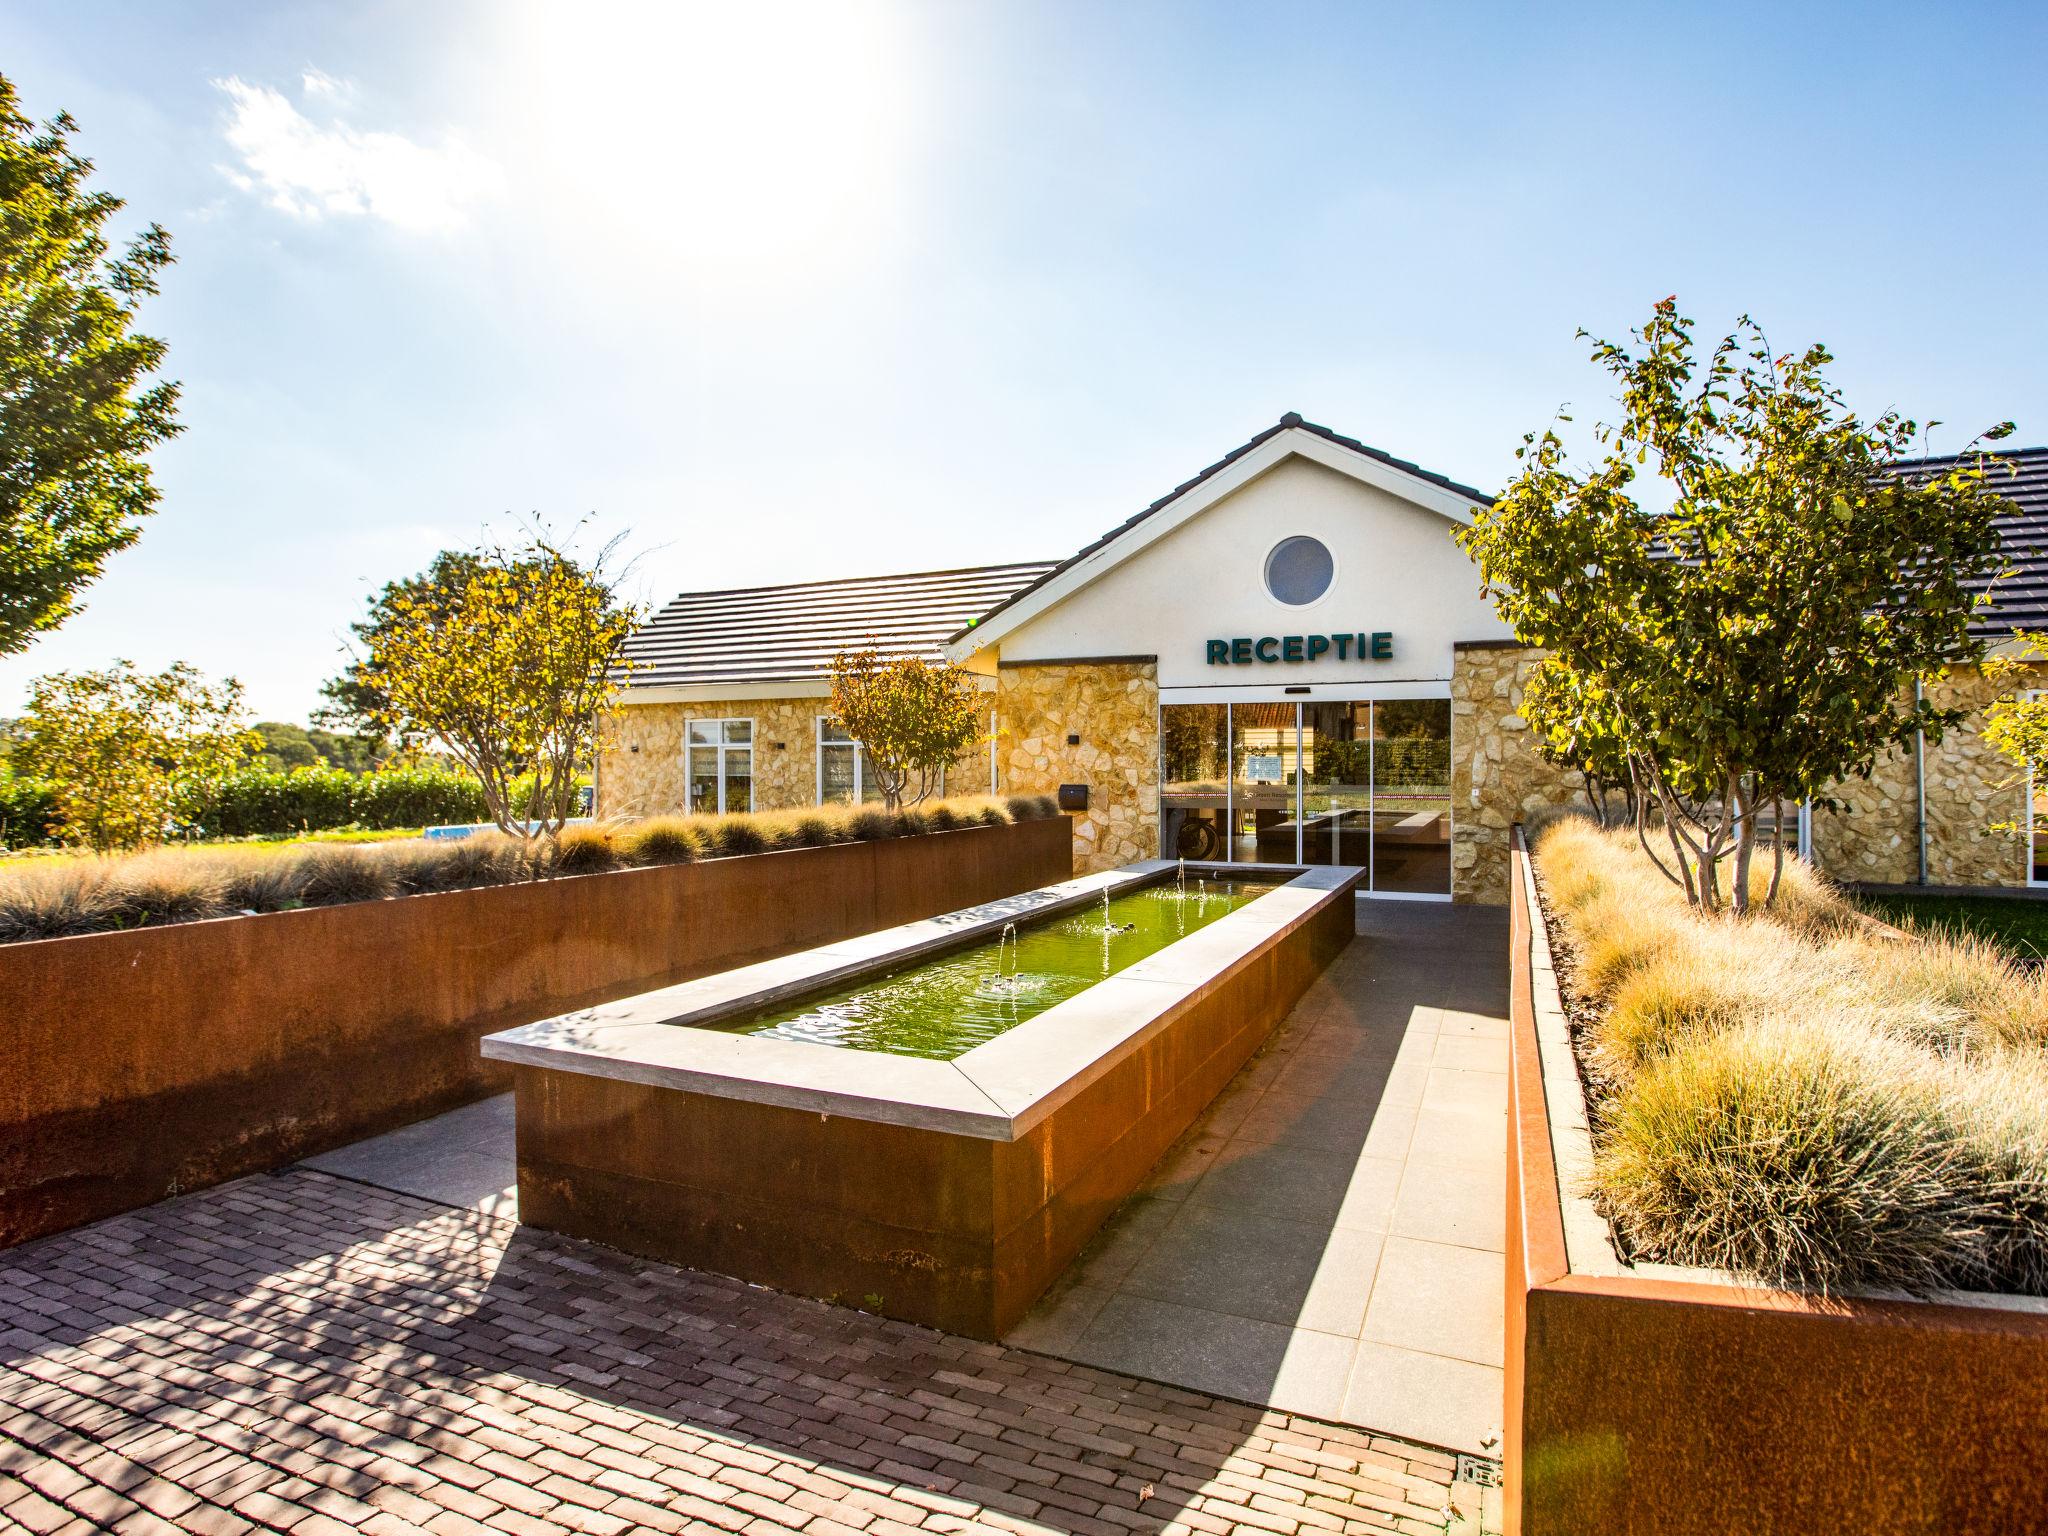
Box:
505, 0, 916, 293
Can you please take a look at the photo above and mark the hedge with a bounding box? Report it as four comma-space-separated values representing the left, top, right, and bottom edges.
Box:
199, 765, 489, 838
0, 772, 59, 849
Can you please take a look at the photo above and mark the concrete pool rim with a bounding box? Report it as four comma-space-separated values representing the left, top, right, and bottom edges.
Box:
481, 859, 1362, 1142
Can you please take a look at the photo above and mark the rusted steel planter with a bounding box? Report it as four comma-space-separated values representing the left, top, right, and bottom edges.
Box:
0, 817, 1071, 1248
1506, 826, 2048, 1536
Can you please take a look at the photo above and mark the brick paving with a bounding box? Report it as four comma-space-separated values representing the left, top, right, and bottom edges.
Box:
0, 1169, 1499, 1536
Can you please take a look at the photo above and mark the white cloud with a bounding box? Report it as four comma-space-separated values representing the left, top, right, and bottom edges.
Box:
214, 75, 497, 234
299, 68, 355, 105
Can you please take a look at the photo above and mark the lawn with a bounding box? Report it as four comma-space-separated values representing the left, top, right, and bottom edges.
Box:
1855, 891, 2048, 961
0, 825, 427, 872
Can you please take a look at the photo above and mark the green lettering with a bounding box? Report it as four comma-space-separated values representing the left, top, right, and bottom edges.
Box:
1255, 637, 1279, 662
1334, 633, 1352, 661
1206, 639, 1229, 664
1371, 631, 1393, 659
1282, 635, 1304, 661
1306, 634, 1330, 660
1232, 637, 1253, 663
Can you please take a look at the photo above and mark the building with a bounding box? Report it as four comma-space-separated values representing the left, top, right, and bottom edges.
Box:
598, 416, 2048, 904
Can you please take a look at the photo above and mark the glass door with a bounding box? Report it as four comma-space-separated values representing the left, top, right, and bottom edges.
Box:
1160, 696, 1452, 895
1299, 702, 1372, 868
1230, 702, 1299, 864
1160, 703, 1230, 859
1369, 700, 1451, 894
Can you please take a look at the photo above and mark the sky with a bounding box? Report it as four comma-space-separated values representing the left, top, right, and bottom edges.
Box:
3, 0, 2044, 721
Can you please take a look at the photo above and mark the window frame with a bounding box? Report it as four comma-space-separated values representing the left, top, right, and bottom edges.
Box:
684, 716, 755, 814
816, 717, 877, 806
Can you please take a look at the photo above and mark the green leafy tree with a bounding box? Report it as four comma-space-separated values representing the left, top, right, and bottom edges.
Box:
18, 660, 257, 850
1458, 299, 2012, 911
0, 73, 181, 655
319, 550, 491, 748
1979, 635, 2048, 814
362, 532, 641, 841
251, 720, 389, 773
828, 647, 984, 810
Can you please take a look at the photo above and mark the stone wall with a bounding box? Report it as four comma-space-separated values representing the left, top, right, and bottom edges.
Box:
1450, 645, 2038, 899
599, 697, 998, 820
597, 699, 822, 818
1450, 642, 1588, 905
995, 661, 1160, 872
1809, 666, 2035, 889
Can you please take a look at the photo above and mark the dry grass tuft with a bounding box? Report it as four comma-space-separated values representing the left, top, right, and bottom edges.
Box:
1591, 1022, 1991, 1293
0, 792, 1044, 944
1536, 816, 2048, 1295
615, 817, 700, 866
550, 826, 622, 875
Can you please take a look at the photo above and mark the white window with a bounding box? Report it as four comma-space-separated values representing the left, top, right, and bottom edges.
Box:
817, 719, 886, 805
686, 718, 753, 813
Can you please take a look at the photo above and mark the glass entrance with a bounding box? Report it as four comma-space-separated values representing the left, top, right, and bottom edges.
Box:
1159, 697, 1452, 896
1231, 702, 1300, 864
1367, 699, 1452, 893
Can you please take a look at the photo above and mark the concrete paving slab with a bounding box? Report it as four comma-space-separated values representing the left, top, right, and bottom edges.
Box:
1009, 898, 1509, 1455
302, 1094, 519, 1217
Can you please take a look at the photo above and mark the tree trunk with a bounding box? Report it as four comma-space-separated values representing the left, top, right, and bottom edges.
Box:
1730, 773, 1757, 915
1766, 792, 1787, 905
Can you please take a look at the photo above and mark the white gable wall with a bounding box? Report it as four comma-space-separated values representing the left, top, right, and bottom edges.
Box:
996, 454, 1511, 687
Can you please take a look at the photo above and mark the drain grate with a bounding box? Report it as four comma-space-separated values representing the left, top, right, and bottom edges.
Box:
1454, 1454, 1503, 1488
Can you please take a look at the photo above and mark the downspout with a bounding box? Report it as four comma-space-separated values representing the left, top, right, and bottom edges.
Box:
1914, 677, 1929, 886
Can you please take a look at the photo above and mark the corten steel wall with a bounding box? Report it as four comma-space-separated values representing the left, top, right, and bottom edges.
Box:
0, 817, 1072, 1250
514, 882, 1356, 1338
1505, 830, 2048, 1536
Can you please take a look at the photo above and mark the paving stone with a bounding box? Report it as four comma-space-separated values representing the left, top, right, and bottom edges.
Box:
0, 1169, 1494, 1536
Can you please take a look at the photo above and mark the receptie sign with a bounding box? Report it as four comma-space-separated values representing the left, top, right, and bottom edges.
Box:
1206, 632, 1392, 664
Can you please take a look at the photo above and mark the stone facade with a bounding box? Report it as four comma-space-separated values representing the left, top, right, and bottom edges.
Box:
1449, 644, 2042, 900
995, 661, 1160, 873
1808, 665, 2037, 889
1449, 642, 1587, 905
597, 697, 995, 820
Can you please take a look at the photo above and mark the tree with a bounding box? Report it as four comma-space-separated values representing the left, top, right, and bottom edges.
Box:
18, 661, 256, 850
362, 532, 641, 841
319, 550, 491, 749
1979, 635, 2048, 810
0, 73, 181, 656
252, 720, 388, 773
1457, 299, 2013, 912
827, 648, 984, 811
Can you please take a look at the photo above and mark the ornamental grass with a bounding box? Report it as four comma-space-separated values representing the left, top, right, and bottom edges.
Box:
1535, 816, 2048, 1296
0, 793, 1061, 945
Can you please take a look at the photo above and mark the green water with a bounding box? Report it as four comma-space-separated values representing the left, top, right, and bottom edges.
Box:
714, 877, 1273, 1060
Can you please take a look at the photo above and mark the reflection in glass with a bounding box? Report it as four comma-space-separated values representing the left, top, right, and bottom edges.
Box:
1160, 705, 1229, 859
1299, 703, 1372, 866
1371, 699, 1451, 894
1234, 701, 1300, 863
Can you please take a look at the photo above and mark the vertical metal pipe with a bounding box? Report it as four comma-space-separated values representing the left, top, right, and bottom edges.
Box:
1914, 677, 1929, 885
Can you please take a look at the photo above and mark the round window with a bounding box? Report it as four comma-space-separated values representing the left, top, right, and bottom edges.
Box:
1264, 535, 1334, 606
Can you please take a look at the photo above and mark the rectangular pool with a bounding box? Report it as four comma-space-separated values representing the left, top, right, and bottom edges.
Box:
722, 877, 1274, 1059
484, 860, 1360, 1337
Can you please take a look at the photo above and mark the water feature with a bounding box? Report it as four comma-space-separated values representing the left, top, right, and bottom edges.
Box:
716, 877, 1272, 1060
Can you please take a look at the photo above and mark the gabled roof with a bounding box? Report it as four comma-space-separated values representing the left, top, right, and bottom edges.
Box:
620, 562, 1058, 692
1880, 447, 2048, 637
945, 413, 1494, 658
